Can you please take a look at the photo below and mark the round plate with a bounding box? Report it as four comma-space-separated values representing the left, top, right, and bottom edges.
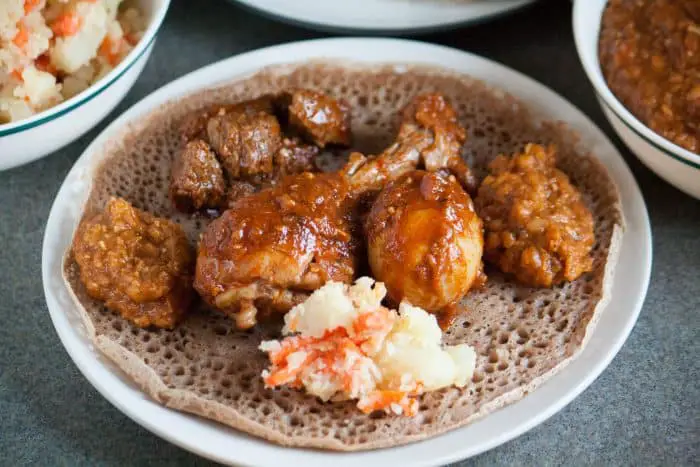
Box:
42, 38, 651, 467
228, 0, 537, 34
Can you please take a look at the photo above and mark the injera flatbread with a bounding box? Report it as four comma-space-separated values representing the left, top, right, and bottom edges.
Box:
62, 63, 624, 451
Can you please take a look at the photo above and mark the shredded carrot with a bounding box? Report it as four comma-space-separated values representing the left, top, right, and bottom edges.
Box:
261, 306, 427, 417
98, 36, 125, 66
357, 390, 418, 416
51, 12, 81, 37
263, 328, 359, 389
98, 37, 115, 64
267, 334, 315, 366
13, 22, 30, 48
24, 0, 41, 14
10, 69, 23, 81
353, 310, 388, 334
263, 353, 315, 387
263, 335, 318, 387
350, 308, 394, 355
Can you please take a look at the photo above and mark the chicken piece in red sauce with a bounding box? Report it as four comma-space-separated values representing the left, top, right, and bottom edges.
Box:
398, 93, 477, 194
195, 172, 358, 329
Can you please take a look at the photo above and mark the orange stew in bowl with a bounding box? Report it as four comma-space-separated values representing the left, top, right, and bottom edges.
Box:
599, 0, 700, 154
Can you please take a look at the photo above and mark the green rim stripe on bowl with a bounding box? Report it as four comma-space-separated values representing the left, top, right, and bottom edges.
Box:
598, 94, 700, 170
0, 33, 158, 138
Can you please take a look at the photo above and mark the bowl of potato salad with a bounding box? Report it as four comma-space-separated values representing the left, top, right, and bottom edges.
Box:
0, 0, 170, 170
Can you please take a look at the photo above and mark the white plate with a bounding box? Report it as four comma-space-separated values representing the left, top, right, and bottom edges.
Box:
229, 0, 537, 34
42, 38, 651, 467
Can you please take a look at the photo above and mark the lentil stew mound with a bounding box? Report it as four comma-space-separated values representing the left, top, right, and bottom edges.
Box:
599, 0, 700, 154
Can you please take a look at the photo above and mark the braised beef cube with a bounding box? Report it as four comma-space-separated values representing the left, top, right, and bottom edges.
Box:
179, 106, 221, 144
275, 137, 319, 176
224, 181, 259, 209
179, 95, 277, 145
285, 89, 351, 148
207, 111, 282, 179
170, 140, 226, 212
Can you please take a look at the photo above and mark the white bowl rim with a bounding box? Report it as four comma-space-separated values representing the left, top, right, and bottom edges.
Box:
41, 37, 652, 466
572, 0, 700, 169
0, 0, 171, 137
228, 0, 537, 34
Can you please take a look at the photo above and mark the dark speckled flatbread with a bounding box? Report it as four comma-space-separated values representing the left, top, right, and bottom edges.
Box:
63, 62, 623, 450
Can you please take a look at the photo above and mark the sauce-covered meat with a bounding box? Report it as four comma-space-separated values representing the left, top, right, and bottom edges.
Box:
195, 172, 358, 329
195, 93, 475, 329
72, 198, 195, 328
225, 180, 259, 209
343, 93, 473, 195
170, 139, 226, 212
285, 89, 352, 148
203, 137, 320, 211
398, 93, 477, 194
599, 0, 700, 153
171, 91, 353, 214
275, 137, 319, 176
207, 110, 282, 179
366, 171, 485, 314
178, 95, 276, 144
475, 144, 595, 288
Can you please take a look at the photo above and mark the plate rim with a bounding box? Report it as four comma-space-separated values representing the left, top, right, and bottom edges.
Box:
227, 0, 538, 34
41, 37, 652, 467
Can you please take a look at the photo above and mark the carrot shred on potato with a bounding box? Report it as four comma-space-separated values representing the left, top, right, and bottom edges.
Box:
12, 22, 30, 48
24, 0, 41, 14
10, 69, 23, 81
98, 36, 126, 66
51, 12, 81, 37
263, 328, 353, 388
357, 390, 418, 416
261, 308, 424, 416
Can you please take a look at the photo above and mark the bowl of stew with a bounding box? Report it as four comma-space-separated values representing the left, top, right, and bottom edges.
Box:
573, 0, 700, 199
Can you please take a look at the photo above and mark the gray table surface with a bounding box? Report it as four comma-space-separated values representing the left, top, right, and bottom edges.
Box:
1, 0, 698, 465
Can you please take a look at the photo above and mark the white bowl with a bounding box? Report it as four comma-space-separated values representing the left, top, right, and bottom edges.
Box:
0, 0, 171, 171
573, 0, 700, 200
